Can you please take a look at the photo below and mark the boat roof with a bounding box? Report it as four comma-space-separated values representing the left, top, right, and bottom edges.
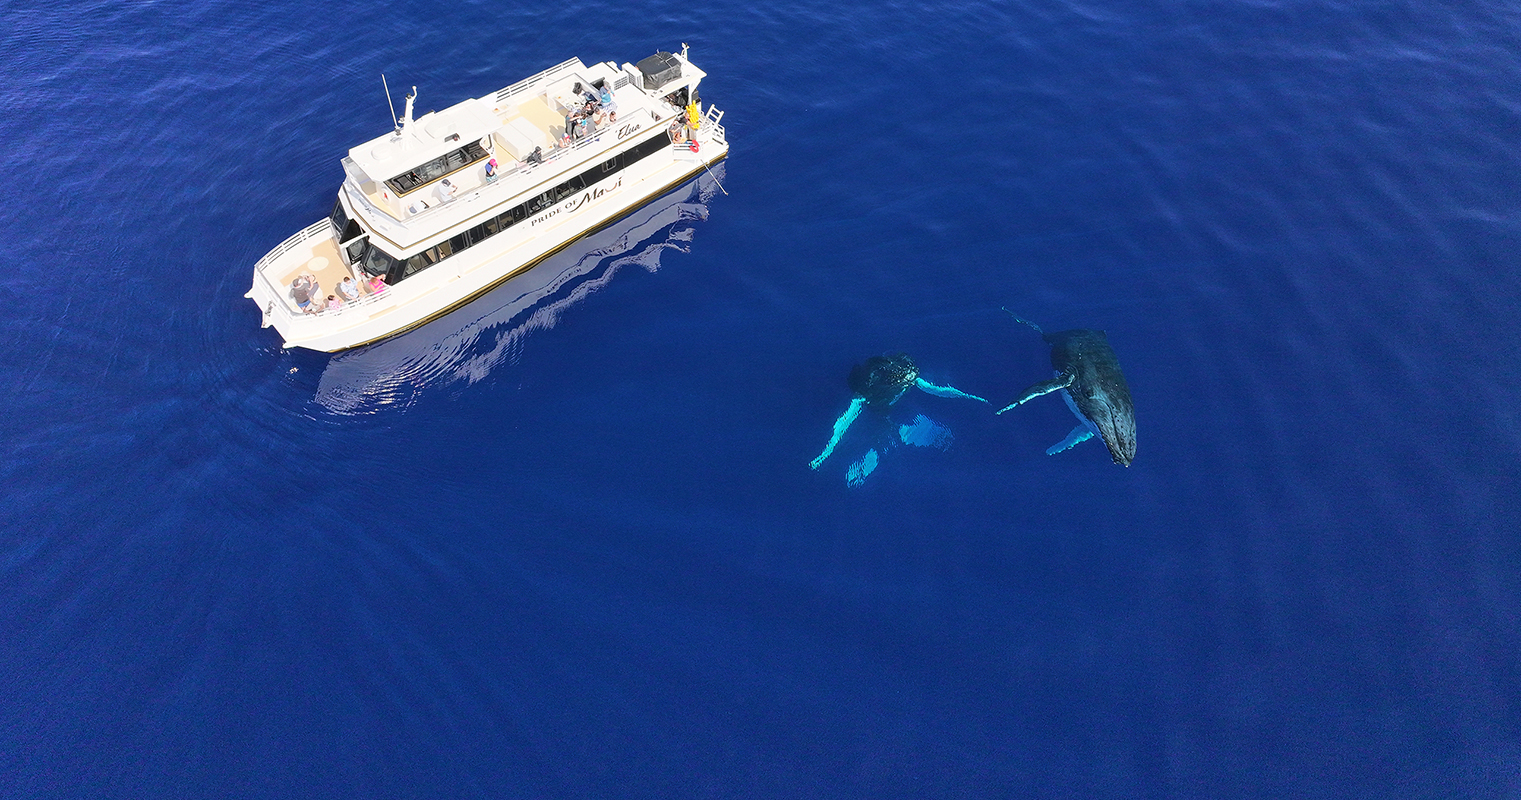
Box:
349, 97, 503, 183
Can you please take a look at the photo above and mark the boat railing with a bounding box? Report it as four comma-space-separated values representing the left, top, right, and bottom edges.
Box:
702, 105, 727, 145
256, 218, 333, 274
297, 282, 392, 320
494, 58, 582, 104
253, 219, 338, 323
383, 113, 665, 229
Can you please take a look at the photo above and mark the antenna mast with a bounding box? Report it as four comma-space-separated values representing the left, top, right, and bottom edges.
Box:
382, 74, 399, 133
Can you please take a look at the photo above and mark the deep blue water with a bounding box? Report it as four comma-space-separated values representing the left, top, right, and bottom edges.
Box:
4, 1, 1521, 797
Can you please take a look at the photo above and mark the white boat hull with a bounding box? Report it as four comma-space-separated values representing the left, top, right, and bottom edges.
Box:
247, 143, 726, 352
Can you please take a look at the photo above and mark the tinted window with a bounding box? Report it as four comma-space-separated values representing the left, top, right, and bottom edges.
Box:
387, 130, 678, 284
385, 141, 493, 195
361, 243, 397, 278
330, 199, 349, 233
345, 237, 368, 264
403, 254, 431, 277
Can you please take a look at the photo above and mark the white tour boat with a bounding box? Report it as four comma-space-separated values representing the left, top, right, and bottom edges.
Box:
246, 46, 728, 352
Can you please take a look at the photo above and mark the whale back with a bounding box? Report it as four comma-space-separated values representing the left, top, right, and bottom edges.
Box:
849, 353, 918, 409
1044, 330, 1136, 465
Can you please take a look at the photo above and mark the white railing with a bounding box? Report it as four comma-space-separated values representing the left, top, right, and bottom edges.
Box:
494, 58, 582, 104
296, 283, 392, 319
252, 218, 393, 321
370, 110, 664, 232
255, 218, 333, 273
666, 104, 726, 152
704, 105, 726, 145
254, 218, 335, 321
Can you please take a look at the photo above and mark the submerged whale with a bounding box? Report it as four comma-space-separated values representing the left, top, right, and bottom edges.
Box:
810, 353, 987, 470
998, 320, 1136, 466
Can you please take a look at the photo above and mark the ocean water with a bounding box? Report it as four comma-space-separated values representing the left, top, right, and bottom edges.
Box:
3, 0, 1520, 797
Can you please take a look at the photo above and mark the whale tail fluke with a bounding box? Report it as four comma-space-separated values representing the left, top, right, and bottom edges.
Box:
913, 377, 988, 403
997, 374, 1074, 414
1046, 424, 1095, 456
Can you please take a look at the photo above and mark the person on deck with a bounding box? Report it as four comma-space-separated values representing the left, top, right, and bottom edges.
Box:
338, 276, 361, 303
291, 274, 315, 311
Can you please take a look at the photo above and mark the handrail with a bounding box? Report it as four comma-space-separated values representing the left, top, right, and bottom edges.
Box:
254, 218, 339, 321
359, 109, 675, 236
494, 58, 582, 104
255, 218, 332, 272
703, 104, 727, 145
298, 283, 392, 319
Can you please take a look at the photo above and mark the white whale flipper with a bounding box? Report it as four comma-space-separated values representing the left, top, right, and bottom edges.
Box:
913, 377, 988, 403
997, 374, 1074, 414
1046, 424, 1095, 455
811, 396, 865, 470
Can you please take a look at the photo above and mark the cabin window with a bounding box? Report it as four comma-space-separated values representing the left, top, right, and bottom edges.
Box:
360, 242, 397, 278
344, 236, 369, 264
384, 140, 491, 195
402, 254, 427, 277
330, 199, 349, 234
387, 130, 676, 284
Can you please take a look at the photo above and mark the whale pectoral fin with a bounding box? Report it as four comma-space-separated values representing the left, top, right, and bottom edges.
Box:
811, 397, 866, 470
913, 377, 988, 403
996, 375, 1073, 414
1045, 424, 1094, 455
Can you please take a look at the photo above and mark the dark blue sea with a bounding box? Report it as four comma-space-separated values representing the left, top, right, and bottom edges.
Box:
4, 1, 1520, 797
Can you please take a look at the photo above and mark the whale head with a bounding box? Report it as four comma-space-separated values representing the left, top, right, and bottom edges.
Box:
1046, 330, 1136, 466
849, 353, 919, 409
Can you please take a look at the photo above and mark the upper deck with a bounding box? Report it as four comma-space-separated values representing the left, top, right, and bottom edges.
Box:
338, 55, 709, 252
247, 48, 729, 352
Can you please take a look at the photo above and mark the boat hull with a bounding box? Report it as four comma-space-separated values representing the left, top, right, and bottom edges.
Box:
247, 141, 726, 353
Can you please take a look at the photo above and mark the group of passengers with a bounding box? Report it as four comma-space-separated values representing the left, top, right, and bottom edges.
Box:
289, 271, 386, 315
563, 82, 617, 144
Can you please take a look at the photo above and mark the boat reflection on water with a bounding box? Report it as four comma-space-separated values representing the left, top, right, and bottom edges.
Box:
314, 165, 725, 414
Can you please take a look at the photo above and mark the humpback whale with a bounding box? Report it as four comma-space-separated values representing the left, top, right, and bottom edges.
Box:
810, 353, 987, 470
998, 319, 1136, 466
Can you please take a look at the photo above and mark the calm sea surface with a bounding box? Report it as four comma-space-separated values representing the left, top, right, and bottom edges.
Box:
3, 1, 1520, 797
